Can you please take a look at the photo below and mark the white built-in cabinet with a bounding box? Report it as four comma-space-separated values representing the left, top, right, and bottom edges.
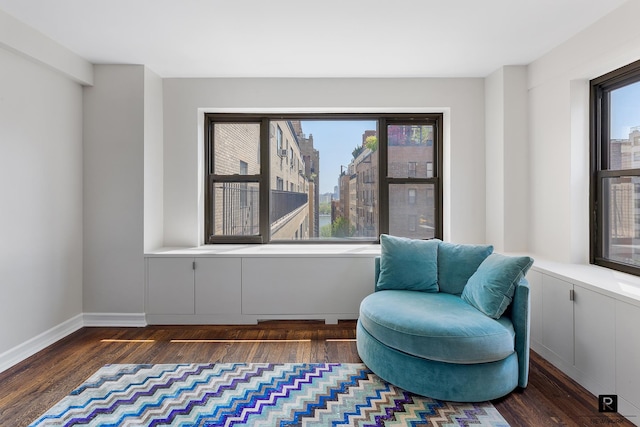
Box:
241, 257, 376, 316
145, 249, 377, 325
147, 257, 196, 315
528, 267, 640, 424
573, 282, 616, 393
616, 301, 640, 423
195, 258, 242, 315
538, 274, 574, 365
146, 257, 242, 321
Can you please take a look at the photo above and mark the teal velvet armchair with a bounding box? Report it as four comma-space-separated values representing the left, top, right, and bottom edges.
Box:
356, 235, 532, 402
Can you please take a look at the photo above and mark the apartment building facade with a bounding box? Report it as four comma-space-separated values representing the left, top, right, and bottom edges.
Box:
211, 119, 315, 240
607, 126, 640, 263
333, 125, 435, 240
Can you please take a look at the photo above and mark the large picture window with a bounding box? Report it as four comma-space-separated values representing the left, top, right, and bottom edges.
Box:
591, 59, 640, 275
204, 114, 442, 244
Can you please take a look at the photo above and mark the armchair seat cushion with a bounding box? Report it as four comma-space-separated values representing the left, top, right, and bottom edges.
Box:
359, 290, 515, 364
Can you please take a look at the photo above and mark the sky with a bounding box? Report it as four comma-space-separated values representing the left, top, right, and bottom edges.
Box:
611, 80, 640, 139
300, 120, 377, 195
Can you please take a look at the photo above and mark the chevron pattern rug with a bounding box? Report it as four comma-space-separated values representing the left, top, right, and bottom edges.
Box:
30, 363, 510, 426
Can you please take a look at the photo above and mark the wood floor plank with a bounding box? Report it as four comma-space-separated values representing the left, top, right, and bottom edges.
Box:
0, 321, 633, 426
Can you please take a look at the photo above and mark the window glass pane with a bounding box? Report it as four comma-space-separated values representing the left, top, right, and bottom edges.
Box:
602, 176, 640, 267
214, 123, 261, 175
389, 183, 435, 239
388, 124, 434, 178
270, 119, 378, 241
609, 81, 640, 170
213, 182, 259, 236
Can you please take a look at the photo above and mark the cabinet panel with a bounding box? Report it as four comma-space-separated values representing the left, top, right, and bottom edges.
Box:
528, 270, 543, 345
574, 287, 615, 392
542, 274, 574, 364
616, 301, 640, 411
195, 258, 241, 315
241, 257, 375, 315
147, 258, 195, 315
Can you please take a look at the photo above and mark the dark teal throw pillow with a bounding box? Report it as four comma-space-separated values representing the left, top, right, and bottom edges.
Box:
376, 234, 440, 292
438, 242, 493, 295
461, 253, 534, 319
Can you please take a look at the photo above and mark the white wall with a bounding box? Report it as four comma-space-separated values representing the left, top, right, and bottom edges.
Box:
162, 77, 486, 247
0, 8, 92, 85
0, 46, 83, 356
144, 69, 164, 252
527, 0, 640, 263
485, 66, 528, 253
83, 65, 146, 314
82, 65, 164, 317
503, 67, 529, 252
485, 68, 505, 249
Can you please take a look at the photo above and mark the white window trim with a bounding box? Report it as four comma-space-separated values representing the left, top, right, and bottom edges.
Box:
196, 107, 451, 246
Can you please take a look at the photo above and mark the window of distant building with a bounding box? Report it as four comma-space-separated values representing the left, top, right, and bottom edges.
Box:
408, 215, 417, 232
204, 113, 443, 243
276, 125, 283, 152
239, 161, 248, 208
591, 58, 640, 276
408, 188, 417, 205
408, 162, 417, 177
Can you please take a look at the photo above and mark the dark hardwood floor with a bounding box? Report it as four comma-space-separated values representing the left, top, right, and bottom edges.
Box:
0, 320, 633, 426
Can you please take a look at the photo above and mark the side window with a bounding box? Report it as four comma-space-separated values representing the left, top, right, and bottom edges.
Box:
591, 58, 640, 275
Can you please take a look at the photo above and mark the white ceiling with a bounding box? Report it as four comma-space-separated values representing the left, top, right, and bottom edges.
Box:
0, 0, 629, 78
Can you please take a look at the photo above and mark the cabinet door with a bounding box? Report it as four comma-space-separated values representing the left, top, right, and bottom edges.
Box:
542, 274, 574, 365
195, 258, 241, 315
616, 301, 640, 412
574, 287, 615, 392
241, 257, 374, 315
147, 257, 195, 315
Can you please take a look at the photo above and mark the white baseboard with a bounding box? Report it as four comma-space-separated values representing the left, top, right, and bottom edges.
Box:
83, 312, 147, 327
0, 312, 147, 374
0, 314, 84, 374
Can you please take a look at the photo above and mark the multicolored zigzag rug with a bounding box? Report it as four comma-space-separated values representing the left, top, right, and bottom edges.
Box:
30, 363, 510, 426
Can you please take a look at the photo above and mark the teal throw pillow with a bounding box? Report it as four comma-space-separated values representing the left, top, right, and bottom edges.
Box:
438, 242, 493, 295
376, 234, 440, 292
461, 253, 534, 319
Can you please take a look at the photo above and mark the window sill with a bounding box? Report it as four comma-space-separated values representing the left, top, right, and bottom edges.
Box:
528, 256, 640, 307
145, 244, 382, 258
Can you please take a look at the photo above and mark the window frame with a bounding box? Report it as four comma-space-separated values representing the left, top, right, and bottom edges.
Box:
379, 118, 443, 239
204, 116, 268, 244
204, 113, 443, 244
590, 58, 640, 275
